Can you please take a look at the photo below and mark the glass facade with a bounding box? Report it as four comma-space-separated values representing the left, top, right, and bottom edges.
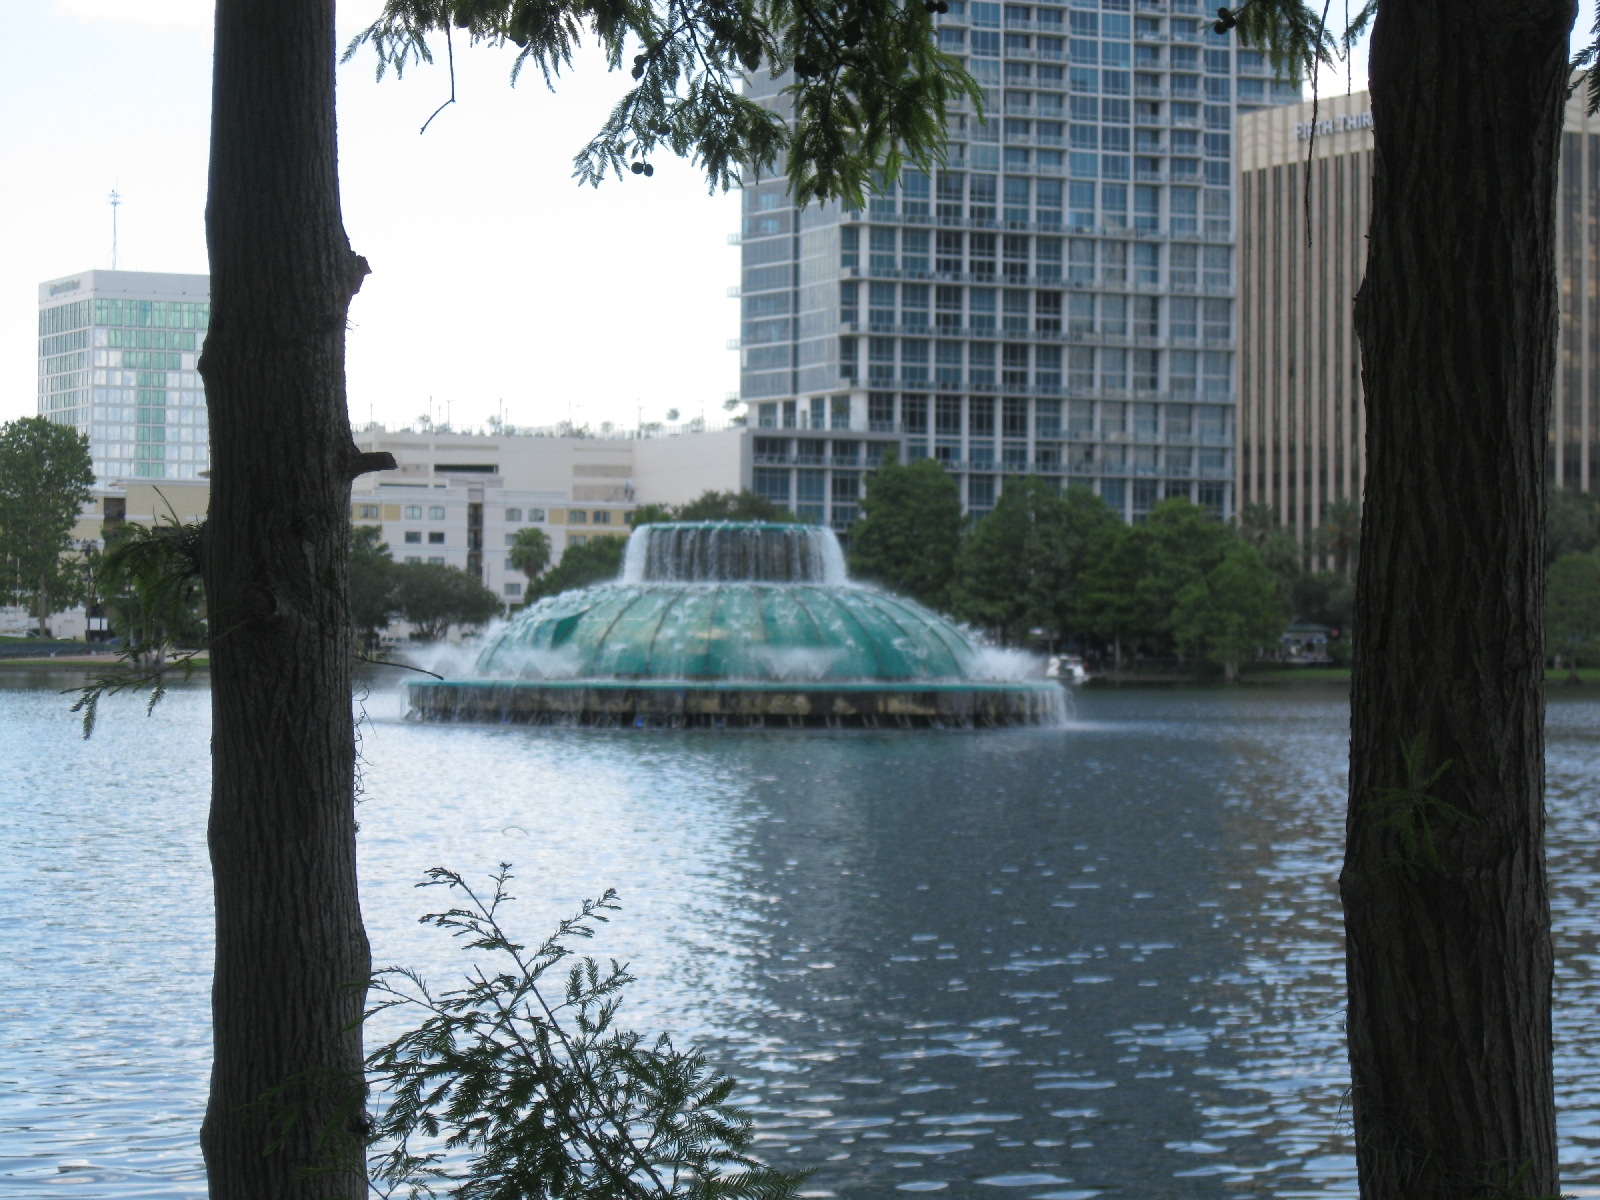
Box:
37, 276, 211, 481
741, 0, 1299, 522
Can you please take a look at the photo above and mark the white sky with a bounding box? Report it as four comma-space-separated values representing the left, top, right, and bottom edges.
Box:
2, 0, 744, 435
12, 4, 1575, 437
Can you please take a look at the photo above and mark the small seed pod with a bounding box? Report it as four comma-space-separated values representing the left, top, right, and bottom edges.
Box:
643, 163, 655, 177
631, 161, 646, 174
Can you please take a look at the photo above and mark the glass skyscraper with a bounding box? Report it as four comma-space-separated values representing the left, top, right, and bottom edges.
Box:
739, 0, 1299, 527
37, 270, 211, 482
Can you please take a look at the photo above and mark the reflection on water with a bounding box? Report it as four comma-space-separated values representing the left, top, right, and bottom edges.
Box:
6, 674, 1600, 1197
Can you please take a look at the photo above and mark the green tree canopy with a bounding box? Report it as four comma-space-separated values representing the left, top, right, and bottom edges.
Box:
673, 490, 792, 522
848, 454, 962, 610
508, 525, 553, 584
1078, 499, 1238, 664
350, 525, 401, 648
950, 478, 1116, 645
1171, 541, 1286, 680
951, 477, 1050, 643
0, 417, 94, 637
631, 490, 791, 527
1547, 551, 1600, 681
396, 562, 504, 641
527, 535, 628, 601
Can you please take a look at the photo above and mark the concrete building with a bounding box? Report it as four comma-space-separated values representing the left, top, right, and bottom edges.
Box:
736, 0, 1300, 524
1237, 87, 1600, 548
38, 270, 211, 483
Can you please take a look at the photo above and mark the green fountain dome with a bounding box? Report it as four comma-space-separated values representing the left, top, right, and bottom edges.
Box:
410, 522, 1060, 727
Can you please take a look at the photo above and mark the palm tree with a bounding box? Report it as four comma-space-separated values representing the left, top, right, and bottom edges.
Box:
1314, 498, 1361, 575
1236, 502, 1279, 549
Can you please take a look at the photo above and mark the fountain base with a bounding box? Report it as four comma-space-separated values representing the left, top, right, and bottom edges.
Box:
407, 679, 1063, 728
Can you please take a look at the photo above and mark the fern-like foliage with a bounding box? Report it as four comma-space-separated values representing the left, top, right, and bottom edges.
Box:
1364, 733, 1473, 880
68, 511, 207, 739
363, 865, 807, 1200
1224, 0, 1340, 84
1575, 0, 1600, 115
344, 0, 975, 206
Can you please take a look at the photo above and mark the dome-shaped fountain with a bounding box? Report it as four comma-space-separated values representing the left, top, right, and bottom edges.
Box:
407, 522, 1062, 727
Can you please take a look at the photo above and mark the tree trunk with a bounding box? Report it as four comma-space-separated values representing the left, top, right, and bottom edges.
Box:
199, 2, 376, 1195
1344, 2, 1572, 1195
38, 570, 47, 638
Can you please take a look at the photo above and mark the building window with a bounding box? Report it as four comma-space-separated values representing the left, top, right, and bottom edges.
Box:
569, 510, 588, 524
505, 582, 523, 596
506, 507, 523, 521
403, 505, 422, 520
753, 467, 791, 504
404, 531, 422, 544
796, 469, 826, 523
356, 504, 379, 520
570, 534, 587, 546
428, 531, 445, 545
593, 510, 611, 525
428, 505, 446, 520
427, 556, 446, 565
404, 555, 421, 564
969, 474, 996, 510
529, 508, 546, 522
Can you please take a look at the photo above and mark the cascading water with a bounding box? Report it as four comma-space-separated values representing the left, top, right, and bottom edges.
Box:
621, 523, 846, 585
408, 522, 1062, 728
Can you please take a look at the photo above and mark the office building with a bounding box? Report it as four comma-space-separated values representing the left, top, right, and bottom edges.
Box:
38, 270, 211, 482
1237, 87, 1600, 549
736, 0, 1300, 525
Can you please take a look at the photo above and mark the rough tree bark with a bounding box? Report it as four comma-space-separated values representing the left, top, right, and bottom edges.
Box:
199, 2, 390, 1195
1345, 1, 1574, 1195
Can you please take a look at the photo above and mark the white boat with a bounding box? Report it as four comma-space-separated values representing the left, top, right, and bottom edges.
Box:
1046, 654, 1089, 685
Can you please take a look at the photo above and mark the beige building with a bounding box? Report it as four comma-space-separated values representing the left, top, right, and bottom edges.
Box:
1237, 89, 1600, 550
349, 424, 749, 603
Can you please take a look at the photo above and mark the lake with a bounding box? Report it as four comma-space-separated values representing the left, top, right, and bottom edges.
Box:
5, 673, 1600, 1198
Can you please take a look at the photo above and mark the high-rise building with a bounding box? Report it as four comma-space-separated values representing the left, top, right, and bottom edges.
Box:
1237, 87, 1600, 550
37, 270, 211, 482
737, 0, 1300, 526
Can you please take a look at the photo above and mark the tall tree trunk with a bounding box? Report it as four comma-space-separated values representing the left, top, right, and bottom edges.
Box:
38, 570, 47, 638
1344, 1, 1573, 1195
199, 2, 385, 1195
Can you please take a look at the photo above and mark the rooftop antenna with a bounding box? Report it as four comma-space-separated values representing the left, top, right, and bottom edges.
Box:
108, 185, 121, 270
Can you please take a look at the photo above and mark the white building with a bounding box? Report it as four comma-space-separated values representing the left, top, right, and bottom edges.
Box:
38, 270, 211, 482
736, 0, 1301, 523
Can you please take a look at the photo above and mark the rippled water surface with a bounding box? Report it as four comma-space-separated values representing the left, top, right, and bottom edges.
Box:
7, 673, 1600, 1198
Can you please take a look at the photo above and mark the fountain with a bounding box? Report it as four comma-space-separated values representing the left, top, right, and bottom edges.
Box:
407, 522, 1062, 727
